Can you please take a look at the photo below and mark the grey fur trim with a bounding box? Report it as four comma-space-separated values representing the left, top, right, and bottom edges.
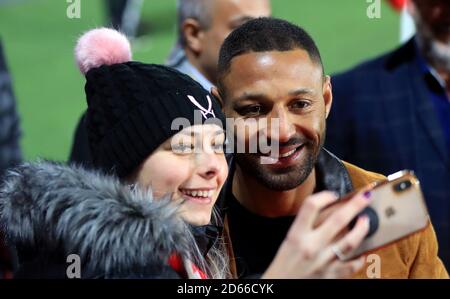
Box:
0, 161, 191, 275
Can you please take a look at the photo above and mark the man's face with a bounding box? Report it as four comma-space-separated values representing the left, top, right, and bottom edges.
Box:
218, 50, 332, 191
199, 0, 271, 83
412, 0, 450, 44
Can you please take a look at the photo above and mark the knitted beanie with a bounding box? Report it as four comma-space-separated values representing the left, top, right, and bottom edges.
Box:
75, 28, 226, 178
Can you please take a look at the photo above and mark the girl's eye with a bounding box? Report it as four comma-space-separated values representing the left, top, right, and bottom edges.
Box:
172, 144, 194, 154
212, 143, 225, 153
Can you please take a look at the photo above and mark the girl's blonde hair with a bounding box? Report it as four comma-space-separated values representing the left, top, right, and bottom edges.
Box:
185, 207, 231, 279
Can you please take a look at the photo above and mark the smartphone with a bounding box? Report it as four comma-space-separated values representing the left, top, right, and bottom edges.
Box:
334, 170, 430, 261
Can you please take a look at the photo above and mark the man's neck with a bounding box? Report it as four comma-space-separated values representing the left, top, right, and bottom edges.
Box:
184, 50, 216, 87
232, 165, 316, 218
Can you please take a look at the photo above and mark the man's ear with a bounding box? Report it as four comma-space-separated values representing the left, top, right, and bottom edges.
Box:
211, 86, 224, 109
182, 18, 204, 55
323, 75, 333, 119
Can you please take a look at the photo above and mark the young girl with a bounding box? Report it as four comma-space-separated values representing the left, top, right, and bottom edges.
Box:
0, 28, 229, 278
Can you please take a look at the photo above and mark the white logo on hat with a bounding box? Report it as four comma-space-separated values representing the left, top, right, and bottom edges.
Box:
187, 95, 216, 119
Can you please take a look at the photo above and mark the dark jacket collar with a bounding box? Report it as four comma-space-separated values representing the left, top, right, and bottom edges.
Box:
315, 148, 354, 196
217, 148, 354, 213
189, 224, 221, 257
385, 37, 416, 71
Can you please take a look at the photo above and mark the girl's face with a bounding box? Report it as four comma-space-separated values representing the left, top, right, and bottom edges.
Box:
132, 124, 228, 226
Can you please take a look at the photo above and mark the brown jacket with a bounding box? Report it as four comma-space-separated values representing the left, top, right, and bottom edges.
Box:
222, 151, 448, 278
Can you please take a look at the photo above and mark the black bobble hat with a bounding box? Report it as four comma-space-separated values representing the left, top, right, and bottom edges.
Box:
75, 28, 225, 178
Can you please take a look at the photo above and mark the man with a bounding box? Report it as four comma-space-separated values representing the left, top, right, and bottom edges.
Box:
167, 0, 271, 91
212, 17, 447, 278
325, 0, 450, 266
69, 0, 271, 166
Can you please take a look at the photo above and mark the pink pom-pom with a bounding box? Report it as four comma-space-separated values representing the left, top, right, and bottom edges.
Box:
75, 28, 132, 75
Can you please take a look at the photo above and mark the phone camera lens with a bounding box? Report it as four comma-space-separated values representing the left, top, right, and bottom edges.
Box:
394, 180, 412, 193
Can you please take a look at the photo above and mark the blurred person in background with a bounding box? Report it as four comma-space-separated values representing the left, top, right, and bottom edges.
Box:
0, 40, 21, 182
387, 0, 416, 43
0, 38, 22, 279
326, 0, 450, 267
166, 0, 271, 91
105, 0, 144, 38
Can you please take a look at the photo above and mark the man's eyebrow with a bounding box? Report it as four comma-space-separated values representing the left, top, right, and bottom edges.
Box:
232, 88, 315, 103
231, 92, 271, 104
288, 88, 315, 96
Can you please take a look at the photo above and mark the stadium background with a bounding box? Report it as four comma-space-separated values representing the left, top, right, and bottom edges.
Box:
0, 0, 399, 161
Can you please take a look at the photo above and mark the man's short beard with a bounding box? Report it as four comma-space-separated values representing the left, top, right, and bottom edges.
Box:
235, 147, 316, 191
414, 12, 450, 72
235, 133, 324, 191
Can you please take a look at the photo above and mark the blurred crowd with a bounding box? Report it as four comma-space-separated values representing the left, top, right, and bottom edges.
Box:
0, 0, 449, 279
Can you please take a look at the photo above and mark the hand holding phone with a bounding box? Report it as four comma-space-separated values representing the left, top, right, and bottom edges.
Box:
323, 170, 430, 261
